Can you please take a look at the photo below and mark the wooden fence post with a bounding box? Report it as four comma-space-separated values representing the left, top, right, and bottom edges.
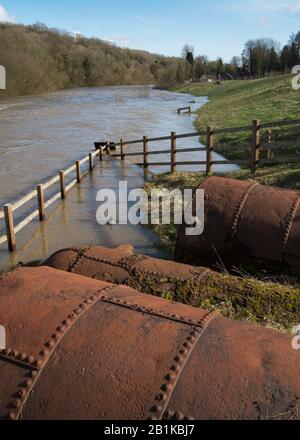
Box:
89, 153, 94, 171
99, 146, 103, 162
76, 161, 81, 183
171, 131, 177, 174
37, 185, 45, 221
59, 171, 66, 200
251, 120, 260, 175
120, 139, 125, 160
4, 204, 16, 252
266, 129, 272, 160
106, 142, 110, 155
206, 126, 213, 176
143, 136, 149, 168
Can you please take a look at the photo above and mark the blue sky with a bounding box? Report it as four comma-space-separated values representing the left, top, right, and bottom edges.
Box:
2, 0, 300, 61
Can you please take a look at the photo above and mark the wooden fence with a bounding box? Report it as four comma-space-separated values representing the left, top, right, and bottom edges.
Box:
0, 148, 102, 252
0, 117, 299, 253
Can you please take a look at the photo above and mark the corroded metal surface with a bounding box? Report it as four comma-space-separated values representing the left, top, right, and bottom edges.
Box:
0, 266, 300, 420
45, 244, 211, 291
175, 176, 300, 272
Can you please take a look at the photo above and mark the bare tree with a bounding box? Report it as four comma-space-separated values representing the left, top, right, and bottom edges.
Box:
181, 44, 194, 59
231, 56, 242, 68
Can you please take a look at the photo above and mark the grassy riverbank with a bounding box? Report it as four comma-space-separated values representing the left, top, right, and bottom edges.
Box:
145, 167, 300, 332
172, 74, 300, 160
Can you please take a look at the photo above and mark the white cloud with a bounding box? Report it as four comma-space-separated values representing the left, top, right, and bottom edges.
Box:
289, 0, 300, 14
103, 34, 132, 47
226, 0, 287, 13
257, 16, 268, 27
228, 1, 300, 23
0, 5, 15, 23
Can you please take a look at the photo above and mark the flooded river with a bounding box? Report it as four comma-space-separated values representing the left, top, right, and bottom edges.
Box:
0, 86, 238, 271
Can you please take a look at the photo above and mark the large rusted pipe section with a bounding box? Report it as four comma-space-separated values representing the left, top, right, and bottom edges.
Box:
45, 244, 211, 287
1, 263, 300, 420
175, 176, 300, 273
43, 245, 300, 331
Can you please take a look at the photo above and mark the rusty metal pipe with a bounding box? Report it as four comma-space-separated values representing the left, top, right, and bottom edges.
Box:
44, 244, 211, 286
175, 176, 300, 273
44, 245, 300, 330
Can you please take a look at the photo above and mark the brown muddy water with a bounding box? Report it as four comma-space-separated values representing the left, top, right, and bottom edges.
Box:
0, 86, 238, 271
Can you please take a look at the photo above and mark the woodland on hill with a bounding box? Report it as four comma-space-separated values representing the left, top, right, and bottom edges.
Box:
1, 22, 300, 99
0, 22, 181, 98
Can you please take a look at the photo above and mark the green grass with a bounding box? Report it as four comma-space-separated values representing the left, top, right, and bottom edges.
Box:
172, 74, 300, 160
128, 270, 300, 333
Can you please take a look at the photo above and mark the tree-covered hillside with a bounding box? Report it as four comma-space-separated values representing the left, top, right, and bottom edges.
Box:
0, 23, 181, 98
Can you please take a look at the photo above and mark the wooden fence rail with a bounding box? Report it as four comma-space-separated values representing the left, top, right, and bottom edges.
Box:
111, 118, 300, 177
1, 117, 300, 253
0, 149, 102, 252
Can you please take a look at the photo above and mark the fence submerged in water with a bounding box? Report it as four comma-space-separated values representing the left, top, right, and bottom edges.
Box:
1, 117, 300, 252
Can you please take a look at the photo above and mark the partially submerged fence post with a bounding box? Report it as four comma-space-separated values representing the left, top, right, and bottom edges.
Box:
89, 153, 94, 171
76, 161, 81, 183
206, 126, 213, 176
251, 120, 260, 175
37, 185, 45, 221
120, 139, 125, 160
171, 131, 177, 173
59, 171, 66, 200
143, 136, 149, 168
178, 106, 191, 115
4, 204, 16, 252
